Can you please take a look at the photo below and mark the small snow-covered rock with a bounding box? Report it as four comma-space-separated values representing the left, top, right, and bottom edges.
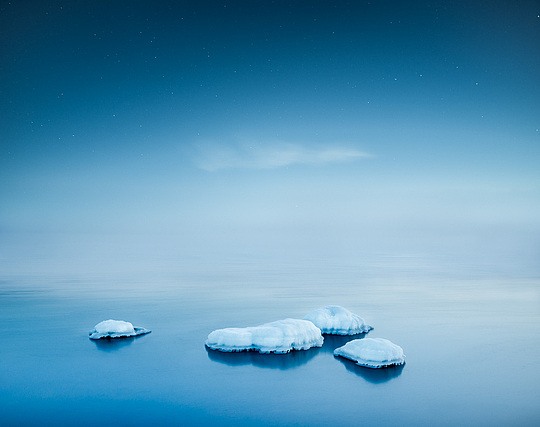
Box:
334, 338, 405, 368
206, 318, 324, 354
89, 319, 151, 340
304, 305, 373, 335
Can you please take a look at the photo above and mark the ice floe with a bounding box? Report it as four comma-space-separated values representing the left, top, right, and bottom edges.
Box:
89, 319, 151, 340
304, 305, 373, 335
206, 318, 324, 354
333, 338, 405, 368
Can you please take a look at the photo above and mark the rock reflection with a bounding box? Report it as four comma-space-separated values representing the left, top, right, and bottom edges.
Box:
336, 357, 405, 383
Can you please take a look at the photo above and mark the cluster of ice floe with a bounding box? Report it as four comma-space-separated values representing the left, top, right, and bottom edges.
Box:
88, 319, 151, 340
204, 305, 405, 369
304, 305, 373, 335
333, 338, 405, 368
89, 305, 406, 370
205, 318, 323, 354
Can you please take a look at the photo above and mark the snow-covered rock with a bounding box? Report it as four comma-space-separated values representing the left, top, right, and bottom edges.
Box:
206, 318, 324, 354
89, 319, 151, 340
304, 305, 373, 335
334, 338, 405, 368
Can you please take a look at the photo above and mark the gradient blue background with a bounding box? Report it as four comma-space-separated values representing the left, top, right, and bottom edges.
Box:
1, 2, 540, 425
2, 1, 539, 273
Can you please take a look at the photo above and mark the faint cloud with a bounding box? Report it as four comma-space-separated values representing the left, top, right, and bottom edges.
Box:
194, 141, 371, 171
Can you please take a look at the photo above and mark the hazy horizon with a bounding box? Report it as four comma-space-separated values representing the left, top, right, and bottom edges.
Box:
0, 1, 539, 274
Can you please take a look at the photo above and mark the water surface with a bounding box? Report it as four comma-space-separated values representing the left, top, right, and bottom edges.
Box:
1, 247, 539, 426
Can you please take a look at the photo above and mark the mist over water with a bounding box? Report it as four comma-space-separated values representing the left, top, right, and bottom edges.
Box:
2, 137, 539, 426
1, 167, 539, 424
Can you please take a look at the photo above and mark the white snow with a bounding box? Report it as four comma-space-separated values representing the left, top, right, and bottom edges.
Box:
304, 305, 373, 335
206, 318, 324, 354
333, 338, 405, 368
89, 319, 151, 340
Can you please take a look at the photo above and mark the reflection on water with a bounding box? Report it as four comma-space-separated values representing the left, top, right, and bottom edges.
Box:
206, 346, 320, 369
205, 331, 402, 384
91, 336, 138, 352
335, 357, 405, 383
205, 332, 370, 370
320, 333, 368, 353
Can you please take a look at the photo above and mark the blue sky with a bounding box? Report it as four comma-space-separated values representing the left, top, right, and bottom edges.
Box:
1, 1, 539, 271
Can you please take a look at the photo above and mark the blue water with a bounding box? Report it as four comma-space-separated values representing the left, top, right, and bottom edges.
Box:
1, 238, 539, 426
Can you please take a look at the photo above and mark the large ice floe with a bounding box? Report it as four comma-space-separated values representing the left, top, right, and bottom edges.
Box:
88, 319, 151, 340
333, 338, 405, 368
206, 318, 324, 354
304, 305, 373, 335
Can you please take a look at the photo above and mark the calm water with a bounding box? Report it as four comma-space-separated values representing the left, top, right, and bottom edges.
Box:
1, 243, 539, 426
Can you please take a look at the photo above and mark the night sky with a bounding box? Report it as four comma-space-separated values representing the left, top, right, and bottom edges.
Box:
1, 1, 539, 269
